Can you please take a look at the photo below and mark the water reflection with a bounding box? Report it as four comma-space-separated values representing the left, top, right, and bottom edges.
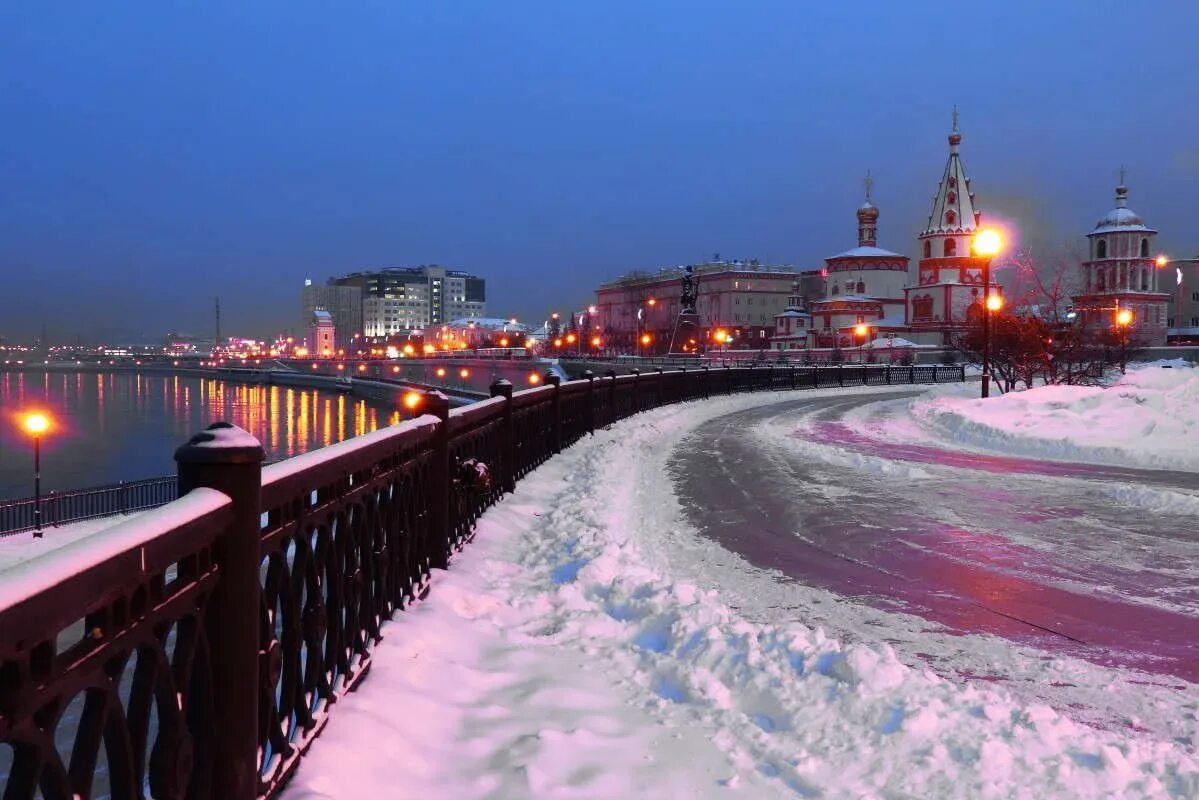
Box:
0, 372, 403, 500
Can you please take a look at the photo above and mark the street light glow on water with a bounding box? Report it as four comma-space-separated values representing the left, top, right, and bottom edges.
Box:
0, 372, 402, 500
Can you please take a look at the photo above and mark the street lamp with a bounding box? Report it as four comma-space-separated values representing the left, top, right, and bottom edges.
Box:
21, 412, 51, 537
972, 228, 1005, 398
1115, 307, 1133, 374
853, 323, 869, 363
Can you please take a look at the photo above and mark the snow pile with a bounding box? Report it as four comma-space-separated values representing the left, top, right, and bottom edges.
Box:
283, 391, 1199, 800
911, 362, 1199, 470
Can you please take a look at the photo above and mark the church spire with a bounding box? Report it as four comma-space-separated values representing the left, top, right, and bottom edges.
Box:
922, 110, 978, 237
856, 170, 879, 247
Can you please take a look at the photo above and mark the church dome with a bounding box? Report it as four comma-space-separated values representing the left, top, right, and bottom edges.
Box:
857, 201, 879, 221
1090, 184, 1153, 234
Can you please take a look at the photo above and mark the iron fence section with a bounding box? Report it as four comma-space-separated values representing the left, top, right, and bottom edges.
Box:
0, 363, 966, 799
0, 476, 178, 537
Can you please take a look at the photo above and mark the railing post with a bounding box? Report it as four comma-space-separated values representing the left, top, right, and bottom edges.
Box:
583, 370, 596, 435
702, 366, 711, 399
837, 364, 844, 388
544, 371, 562, 453
174, 422, 265, 800
490, 379, 515, 493
605, 369, 617, 425
424, 390, 451, 570
655, 367, 664, 408
886, 364, 892, 385
630, 368, 641, 413
724, 364, 732, 394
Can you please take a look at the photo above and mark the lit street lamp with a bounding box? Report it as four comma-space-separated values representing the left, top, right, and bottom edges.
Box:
21, 412, 51, 537
1115, 307, 1133, 374
972, 228, 1004, 398
853, 323, 869, 363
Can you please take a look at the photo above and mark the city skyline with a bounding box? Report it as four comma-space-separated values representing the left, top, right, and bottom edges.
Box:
3, 1, 1198, 341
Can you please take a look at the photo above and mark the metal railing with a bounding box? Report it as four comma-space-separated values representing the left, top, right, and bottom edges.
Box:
0, 476, 178, 536
0, 363, 964, 799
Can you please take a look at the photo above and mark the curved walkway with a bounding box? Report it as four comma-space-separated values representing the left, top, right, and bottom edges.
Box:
669, 391, 1199, 683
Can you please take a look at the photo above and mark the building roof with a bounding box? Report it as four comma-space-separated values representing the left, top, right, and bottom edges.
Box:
811, 294, 884, 307
827, 245, 906, 260
447, 317, 531, 332
1089, 183, 1157, 236
921, 116, 980, 237
598, 260, 798, 289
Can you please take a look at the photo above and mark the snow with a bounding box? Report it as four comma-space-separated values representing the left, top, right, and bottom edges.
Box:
908, 361, 1199, 471
0, 489, 227, 610
0, 514, 138, 574
281, 388, 1199, 799
863, 336, 932, 349
827, 245, 906, 259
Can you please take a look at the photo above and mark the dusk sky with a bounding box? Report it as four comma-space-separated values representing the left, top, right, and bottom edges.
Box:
2, 1, 1197, 342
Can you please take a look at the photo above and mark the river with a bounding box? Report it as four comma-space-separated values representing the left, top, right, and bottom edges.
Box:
0, 371, 401, 500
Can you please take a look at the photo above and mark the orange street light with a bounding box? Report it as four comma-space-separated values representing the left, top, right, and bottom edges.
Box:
1156, 254, 1169, 268
435, 367, 446, 377
459, 368, 470, 378
528, 373, 541, 385
973, 227, 1005, 399
402, 391, 423, 411
853, 323, 869, 338
985, 293, 1004, 312
499, 337, 510, 347
1115, 308, 1133, 327
553, 338, 563, 347
21, 412, 51, 536
524, 338, 535, 349
640, 333, 652, 345
22, 412, 50, 436
646, 298, 657, 307
565, 333, 577, 344
590, 335, 602, 348
972, 228, 1003, 257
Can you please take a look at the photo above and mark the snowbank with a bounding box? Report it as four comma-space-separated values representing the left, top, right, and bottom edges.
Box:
282, 389, 1199, 800
911, 362, 1199, 471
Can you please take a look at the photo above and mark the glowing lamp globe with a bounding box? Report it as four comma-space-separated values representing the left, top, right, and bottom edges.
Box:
1116, 309, 1133, 326
853, 323, 868, 338
1156, 255, 1168, 268
23, 413, 50, 436
973, 229, 1003, 257
402, 392, 422, 411
985, 294, 1004, 312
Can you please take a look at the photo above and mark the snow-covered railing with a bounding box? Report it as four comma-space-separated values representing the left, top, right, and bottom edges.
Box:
0, 363, 966, 799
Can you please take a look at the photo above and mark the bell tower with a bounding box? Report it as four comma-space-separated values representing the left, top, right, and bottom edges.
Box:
1074, 172, 1169, 345
904, 109, 990, 338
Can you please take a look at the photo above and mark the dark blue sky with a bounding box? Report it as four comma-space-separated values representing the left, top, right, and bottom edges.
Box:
3, 1, 1197, 341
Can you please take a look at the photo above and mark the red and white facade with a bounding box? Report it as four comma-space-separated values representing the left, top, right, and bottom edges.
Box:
1072, 182, 1169, 345
903, 122, 995, 344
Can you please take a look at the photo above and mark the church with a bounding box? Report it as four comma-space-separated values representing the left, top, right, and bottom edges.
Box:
773, 114, 1170, 354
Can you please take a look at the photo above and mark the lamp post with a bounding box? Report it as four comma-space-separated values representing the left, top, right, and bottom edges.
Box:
21, 412, 51, 537
1115, 307, 1133, 374
972, 228, 1004, 398
853, 323, 869, 363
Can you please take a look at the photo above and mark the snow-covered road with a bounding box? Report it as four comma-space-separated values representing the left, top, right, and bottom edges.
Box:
282, 386, 1199, 799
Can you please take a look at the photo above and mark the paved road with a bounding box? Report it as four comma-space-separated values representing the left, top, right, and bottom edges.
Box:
669, 391, 1199, 683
